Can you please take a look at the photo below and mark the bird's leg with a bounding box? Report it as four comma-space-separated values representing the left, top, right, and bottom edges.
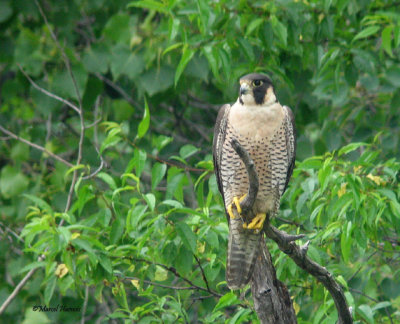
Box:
244, 213, 266, 230
227, 194, 247, 219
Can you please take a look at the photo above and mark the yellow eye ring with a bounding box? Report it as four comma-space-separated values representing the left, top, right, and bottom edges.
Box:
253, 80, 263, 87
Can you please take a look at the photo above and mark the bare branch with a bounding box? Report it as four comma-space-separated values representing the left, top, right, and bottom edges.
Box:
81, 285, 89, 324
95, 73, 139, 108
0, 254, 45, 315
265, 225, 352, 324
0, 125, 74, 167
194, 255, 211, 293
82, 96, 107, 180
17, 64, 80, 114
132, 258, 222, 298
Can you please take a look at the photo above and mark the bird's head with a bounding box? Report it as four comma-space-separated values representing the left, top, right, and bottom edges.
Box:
238, 73, 276, 106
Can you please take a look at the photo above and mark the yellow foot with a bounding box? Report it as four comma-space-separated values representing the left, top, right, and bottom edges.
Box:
227, 194, 247, 219
245, 213, 266, 230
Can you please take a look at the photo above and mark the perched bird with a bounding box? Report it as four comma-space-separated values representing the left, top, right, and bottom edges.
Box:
212, 73, 296, 289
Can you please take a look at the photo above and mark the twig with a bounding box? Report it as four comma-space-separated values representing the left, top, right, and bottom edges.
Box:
132, 258, 222, 297
81, 285, 89, 324
0, 254, 45, 314
119, 275, 205, 291
0, 125, 74, 167
194, 255, 211, 293
82, 96, 107, 180
95, 73, 138, 108
17, 64, 80, 114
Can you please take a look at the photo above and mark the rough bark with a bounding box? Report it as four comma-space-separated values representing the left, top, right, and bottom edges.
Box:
251, 241, 298, 323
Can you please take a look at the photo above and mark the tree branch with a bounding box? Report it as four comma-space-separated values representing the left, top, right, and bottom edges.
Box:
231, 138, 258, 216
17, 64, 80, 114
0, 125, 74, 167
231, 139, 352, 324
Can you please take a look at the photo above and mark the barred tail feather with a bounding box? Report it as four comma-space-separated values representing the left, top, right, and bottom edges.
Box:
226, 218, 261, 289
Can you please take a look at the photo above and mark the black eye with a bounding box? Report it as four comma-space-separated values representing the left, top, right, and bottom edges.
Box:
253, 80, 263, 87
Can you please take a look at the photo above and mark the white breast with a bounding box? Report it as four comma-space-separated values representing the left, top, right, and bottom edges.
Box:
228, 99, 284, 140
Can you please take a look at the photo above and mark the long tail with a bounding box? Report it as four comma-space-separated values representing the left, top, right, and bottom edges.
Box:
226, 217, 262, 289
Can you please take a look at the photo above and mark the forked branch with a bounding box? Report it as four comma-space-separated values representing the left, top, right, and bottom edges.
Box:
231, 139, 352, 324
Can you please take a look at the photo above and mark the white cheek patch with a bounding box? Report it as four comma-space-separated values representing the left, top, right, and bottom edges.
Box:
264, 87, 276, 106
240, 93, 256, 105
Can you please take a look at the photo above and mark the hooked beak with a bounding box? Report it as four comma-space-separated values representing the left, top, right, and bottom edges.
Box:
240, 83, 250, 96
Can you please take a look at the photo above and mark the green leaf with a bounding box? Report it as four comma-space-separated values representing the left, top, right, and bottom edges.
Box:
237, 38, 255, 61
341, 222, 352, 263
22, 309, 51, 324
134, 148, 147, 177
127, 0, 168, 13
353, 25, 380, 42
214, 292, 240, 312
357, 304, 374, 324
98, 255, 113, 274
143, 193, 156, 211
44, 275, 57, 305
245, 18, 264, 36
338, 142, 367, 156
23, 194, 53, 215
270, 16, 287, 46
176, 222, 197, 253
110, 217, 125, 244
151, 162, 167, 190
0, 0, 13, 23
1, 166, 29, 198
103, 13, 131, 44
137, 98, 150, 138
175, 45, 195, 86
386, 66, 400, 87
154, 265, 168, 281
162, 42, 183, 56
382, 25, 393, 57
96, 172, 117, 190
18, 261, 47, 275
202, 45, 219, 80
179, 144, 199, 159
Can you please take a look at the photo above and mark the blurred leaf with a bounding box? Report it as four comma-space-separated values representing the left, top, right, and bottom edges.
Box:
381, 25, 393, 57
174, 45, 195, 86
44, 275, 57, 305
0, 166, 28, 198
353, 25, 380, 42
270, 16, 287, 46
179, 144, 199, 159
175, 222, 197, 254
151, 162, 167, 190
96, 172, 117, 190
127, 0, 168, 13
138, 98, 150, 138
357, 304, 374, 324
22, 309, 50, 324
214, 292, 240, 311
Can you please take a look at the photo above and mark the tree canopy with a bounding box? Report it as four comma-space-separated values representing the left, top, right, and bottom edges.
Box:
0, 0, 399, 323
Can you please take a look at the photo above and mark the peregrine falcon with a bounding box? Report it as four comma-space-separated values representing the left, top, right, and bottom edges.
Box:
212, 73, 296, 289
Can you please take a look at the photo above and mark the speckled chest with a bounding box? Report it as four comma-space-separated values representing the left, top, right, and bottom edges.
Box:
219, 102, 289, 209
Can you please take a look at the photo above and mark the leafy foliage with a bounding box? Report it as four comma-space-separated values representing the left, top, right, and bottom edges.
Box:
0, 0, 400, 323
